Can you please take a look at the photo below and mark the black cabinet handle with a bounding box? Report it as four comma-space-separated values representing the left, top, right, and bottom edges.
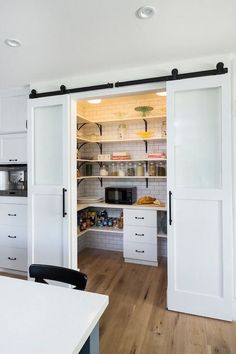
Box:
8, 213, 16, 217
8, 235, 16, 239
135, 250, 145, 253
62, 188, 67, 217
135, 233, 144, 236
8, 257, 16, 261
8, 159, 18, 162
135, 217, 144, 220
169, 191, 172, 225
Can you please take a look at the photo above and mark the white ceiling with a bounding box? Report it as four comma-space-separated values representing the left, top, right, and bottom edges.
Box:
0, 0, 236, 89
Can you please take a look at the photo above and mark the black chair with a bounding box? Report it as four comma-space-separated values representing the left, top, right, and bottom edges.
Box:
29, 264, 87, 290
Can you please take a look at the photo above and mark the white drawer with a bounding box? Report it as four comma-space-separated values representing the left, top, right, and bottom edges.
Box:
0, 204, 27, 226
124, 209, 157, 228
0, 225, 27, 248
0, 247, 27, 271
124, 225, 157, 244
124, 241, 157, 262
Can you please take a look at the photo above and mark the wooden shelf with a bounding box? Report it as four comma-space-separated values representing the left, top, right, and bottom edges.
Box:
77, 158, 167, 163
77, 114, 166, 124
77, 202, 167, 212
78, 225, 123, 237
77, 176, 167, 180
77, 136, 166, 144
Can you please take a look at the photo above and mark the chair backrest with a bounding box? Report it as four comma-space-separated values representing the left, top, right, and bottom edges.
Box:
29, 264, 87, 290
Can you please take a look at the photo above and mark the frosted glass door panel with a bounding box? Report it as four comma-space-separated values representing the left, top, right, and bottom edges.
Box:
34, 105, 63, 185
174, 88, 221, 189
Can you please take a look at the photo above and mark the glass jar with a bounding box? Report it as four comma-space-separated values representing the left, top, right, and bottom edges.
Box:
156, 162, 166, 176
136, 162, 144, 176
118, 163, 126, 176
100, 164, 108, 176
127, 162, 135, 176
148, 162, 156, 176
85, 164, 93, 176
110, 163, 118, 176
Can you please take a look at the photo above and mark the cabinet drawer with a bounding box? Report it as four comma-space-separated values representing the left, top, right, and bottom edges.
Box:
124, 241, 157, 262
124, 225, 157, 244
0, 225, 27, 248
0, 204, 27, 226
124, 209, 157, 228
0, 247, 27, 271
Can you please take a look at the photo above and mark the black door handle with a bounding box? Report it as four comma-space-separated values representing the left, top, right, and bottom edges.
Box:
169, 191, 172, 225
62, 188, 67, 217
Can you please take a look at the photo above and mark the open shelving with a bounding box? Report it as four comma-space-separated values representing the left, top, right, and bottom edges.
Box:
77, 114, 166, 124
77, 158, 167, 163
77, 175, 166, 180
77, 135, 166, 144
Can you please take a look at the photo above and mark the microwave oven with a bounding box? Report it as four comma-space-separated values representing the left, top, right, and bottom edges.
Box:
105, 187, 137, 205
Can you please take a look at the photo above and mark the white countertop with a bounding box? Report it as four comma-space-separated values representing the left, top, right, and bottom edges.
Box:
77, 201, 166, 211
0, 276, 108, 354
0, 196, 27, 204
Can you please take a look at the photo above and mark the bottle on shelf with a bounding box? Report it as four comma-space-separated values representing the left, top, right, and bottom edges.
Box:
110, 163, 118, 176
118, 163, 126, 176
100, 164, 108, 176
148, 162, 156, 176
136, 162, 145, 176
156, 162, 166, 176
127, 162, 135, 176
85, 164, 93, 176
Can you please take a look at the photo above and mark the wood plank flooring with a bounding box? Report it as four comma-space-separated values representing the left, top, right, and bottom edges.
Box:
79, 248, 236, 354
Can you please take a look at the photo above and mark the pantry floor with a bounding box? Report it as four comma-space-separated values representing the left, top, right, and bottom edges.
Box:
79, 248, 236, 354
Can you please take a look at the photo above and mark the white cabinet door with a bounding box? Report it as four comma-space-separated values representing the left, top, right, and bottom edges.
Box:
167, 75, 233, 320
0, 93, 27, 133
28, 95, 76, 269
0, 133, 27, 163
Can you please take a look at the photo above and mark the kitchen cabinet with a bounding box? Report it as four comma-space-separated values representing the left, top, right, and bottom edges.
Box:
0, 90, 28, 133
123, 208, 158, 266
0, 201, 27, 272
0, 133, 27, 163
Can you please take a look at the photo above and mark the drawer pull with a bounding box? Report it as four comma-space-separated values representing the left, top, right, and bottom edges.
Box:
8, 214, 16, 217
8, 257, 16, 261
135, 217, 144, 220
8, 159, 18, 162
135, 250, 145, 253
135, 233, 144, 237
8, 235, 16, 239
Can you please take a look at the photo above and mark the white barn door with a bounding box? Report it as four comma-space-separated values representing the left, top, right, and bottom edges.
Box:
28, 95, 76, 269
167, 75, 233, 320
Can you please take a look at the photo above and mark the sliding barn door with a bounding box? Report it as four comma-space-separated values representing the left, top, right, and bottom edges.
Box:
167, 75, 233, 320
28, 95, 75, 269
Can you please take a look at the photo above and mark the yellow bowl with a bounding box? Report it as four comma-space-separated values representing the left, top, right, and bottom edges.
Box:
136, 131, 154, 139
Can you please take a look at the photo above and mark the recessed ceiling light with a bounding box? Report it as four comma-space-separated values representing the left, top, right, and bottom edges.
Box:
156, 91, 167, 97
87, 99, 102, 104
136, 6, 156, 19
4, 38, 21, 47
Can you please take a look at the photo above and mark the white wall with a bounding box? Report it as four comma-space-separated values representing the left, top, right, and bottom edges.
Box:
30, 52, 236, 311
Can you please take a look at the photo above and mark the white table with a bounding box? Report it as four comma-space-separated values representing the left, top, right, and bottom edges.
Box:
0, 276, 108, 354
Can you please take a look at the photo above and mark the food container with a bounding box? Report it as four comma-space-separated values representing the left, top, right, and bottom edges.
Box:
136, 162, 144, 176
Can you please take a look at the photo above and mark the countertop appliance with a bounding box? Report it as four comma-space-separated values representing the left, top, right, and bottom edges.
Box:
105, 187, 137, 205
0, 165, 27, 197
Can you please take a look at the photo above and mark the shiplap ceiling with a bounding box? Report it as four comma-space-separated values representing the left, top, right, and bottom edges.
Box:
0, 0, 236, 88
